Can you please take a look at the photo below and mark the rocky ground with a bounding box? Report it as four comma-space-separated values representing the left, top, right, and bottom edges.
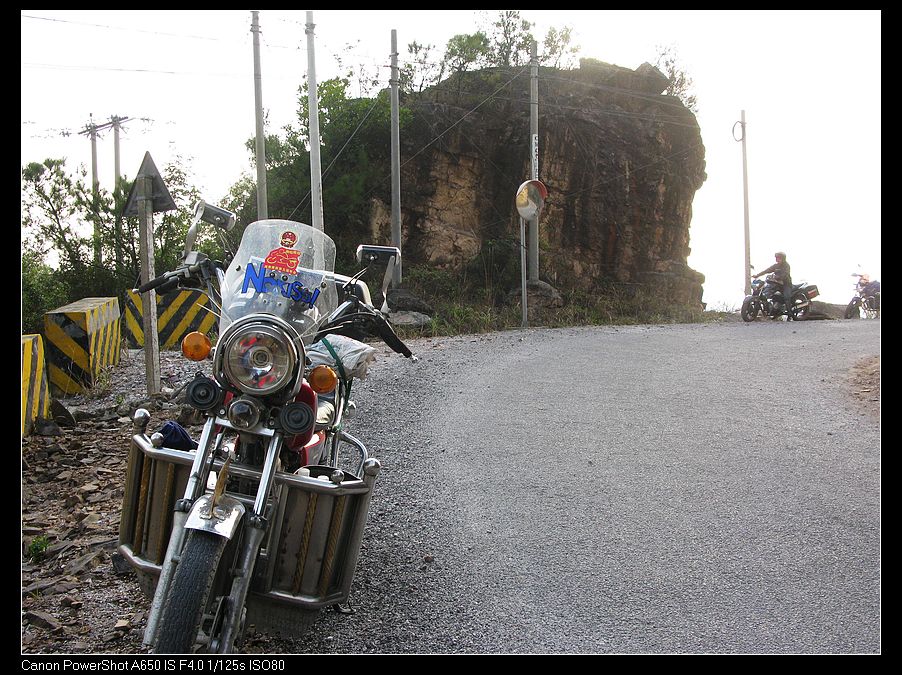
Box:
21, 323, 880, 655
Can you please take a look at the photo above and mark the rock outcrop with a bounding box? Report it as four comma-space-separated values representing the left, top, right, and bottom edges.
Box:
369, 60, 707, 308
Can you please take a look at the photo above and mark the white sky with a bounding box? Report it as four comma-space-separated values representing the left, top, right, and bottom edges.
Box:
21, 9, 881, 307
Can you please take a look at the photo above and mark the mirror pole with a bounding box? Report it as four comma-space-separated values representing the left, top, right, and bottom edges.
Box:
520, 217, 528, 328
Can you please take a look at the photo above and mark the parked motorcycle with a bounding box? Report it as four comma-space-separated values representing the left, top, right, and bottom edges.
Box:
844, 273, 880, 319
117, 201, 412, 654
741, 272, 820, 322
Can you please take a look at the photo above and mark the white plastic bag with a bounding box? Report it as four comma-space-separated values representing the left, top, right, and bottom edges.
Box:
307, 335, 377, 380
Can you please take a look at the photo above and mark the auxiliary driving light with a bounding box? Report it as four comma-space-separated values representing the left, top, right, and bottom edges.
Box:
227, 396, 263, 430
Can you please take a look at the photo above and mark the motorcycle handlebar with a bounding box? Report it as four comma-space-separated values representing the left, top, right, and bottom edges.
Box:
136, 272, 177, 294
135, 262, 207, 294
375, 312, 412, 358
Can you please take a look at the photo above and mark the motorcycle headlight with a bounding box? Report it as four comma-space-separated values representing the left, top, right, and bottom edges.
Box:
220, 323, 298, 396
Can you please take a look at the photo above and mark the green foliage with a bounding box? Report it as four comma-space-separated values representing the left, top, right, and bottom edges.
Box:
396, 265, 707, 339
483, 10, 534, 67
26, 535, 50, 563
655, 44, 699, 112
21, 248, 70, 335
540, 25, 579, 69
444, 32, 491, 74
21, 155, 214, 336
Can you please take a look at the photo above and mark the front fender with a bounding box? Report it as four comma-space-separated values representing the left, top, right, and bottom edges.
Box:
184, 494, 245, 540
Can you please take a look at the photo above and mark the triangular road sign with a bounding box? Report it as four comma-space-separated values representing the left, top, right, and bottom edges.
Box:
122, 152, 177, 216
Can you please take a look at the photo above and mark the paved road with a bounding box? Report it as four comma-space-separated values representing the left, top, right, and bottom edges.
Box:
285, 318, 880, 654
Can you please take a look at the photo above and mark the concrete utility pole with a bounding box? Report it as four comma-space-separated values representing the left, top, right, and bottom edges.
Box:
306, 11, 325, 231
251, 11, 268, 219
734, 110, 751, 295
81, 115, 102, 267
110, 115, 130, 274
390, 29, 402, 286
528, 40, 539, 282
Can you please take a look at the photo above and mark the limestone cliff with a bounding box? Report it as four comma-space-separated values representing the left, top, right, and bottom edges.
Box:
369, 60, 707, 307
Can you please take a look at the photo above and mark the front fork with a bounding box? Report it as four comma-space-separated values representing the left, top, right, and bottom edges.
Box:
143, 416, 284, 652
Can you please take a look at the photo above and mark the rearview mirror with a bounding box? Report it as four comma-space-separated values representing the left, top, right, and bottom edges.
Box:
194, 201, 237, 231
356, 245, 401, 314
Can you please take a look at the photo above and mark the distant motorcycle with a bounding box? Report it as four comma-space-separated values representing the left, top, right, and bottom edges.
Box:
845, 274, 880, 319
741, 273, 820, 322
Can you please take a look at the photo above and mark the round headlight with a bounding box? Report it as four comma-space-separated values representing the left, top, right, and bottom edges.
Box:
221, 324, 297, 396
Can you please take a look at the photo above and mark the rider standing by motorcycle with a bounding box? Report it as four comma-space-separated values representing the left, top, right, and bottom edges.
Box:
753, 251, 793, 319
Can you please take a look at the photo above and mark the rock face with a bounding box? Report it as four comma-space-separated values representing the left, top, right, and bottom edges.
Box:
370, 60, 707, 308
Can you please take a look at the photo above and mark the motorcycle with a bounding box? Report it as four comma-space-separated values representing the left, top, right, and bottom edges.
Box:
117, 201, 413, 654
844, 273, 880, 319
741, 272, 820, 322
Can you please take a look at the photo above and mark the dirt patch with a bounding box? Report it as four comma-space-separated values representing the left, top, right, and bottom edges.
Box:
849, 355, 880, 420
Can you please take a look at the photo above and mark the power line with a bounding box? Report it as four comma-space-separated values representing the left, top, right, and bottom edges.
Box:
21, 13, 229, 42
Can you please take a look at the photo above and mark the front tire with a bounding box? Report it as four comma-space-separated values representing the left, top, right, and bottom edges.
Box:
154, 530, 229, 654
741, 298, 759, 322
845, 298, 861, 320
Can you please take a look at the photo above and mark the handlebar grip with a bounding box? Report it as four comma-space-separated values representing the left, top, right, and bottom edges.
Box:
156, 276, 181, 294
377, 315, 412, 358
137, 273, 174, 293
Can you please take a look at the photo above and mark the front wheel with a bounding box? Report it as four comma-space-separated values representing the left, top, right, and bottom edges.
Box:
153, 529, 229, 654
741, 298, 759, 322
845, 298, 861, 320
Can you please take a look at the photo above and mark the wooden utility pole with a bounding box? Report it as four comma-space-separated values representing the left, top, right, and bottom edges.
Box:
138, 173, 161, 394
123, 152, 176, 396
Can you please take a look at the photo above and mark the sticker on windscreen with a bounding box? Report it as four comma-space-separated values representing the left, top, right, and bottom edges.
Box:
241, 231, 322, 309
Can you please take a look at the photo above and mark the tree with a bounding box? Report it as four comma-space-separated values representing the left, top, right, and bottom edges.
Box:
655, 45, 699, 113
540, 25, 579, 69
484, 10, 534, 67
402, 41, 444, 95
443, 32, 491, 75
21, 155, 209, 325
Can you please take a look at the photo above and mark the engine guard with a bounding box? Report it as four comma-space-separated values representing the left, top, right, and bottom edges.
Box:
185, 494, 245, 539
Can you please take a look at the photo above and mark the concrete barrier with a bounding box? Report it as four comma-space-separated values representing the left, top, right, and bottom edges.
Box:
44, 297, 121, 395
124, 289, 217, 349
22, 334, 51, 437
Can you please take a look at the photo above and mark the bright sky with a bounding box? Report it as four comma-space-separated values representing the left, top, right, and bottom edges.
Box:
21, 10, 881, 308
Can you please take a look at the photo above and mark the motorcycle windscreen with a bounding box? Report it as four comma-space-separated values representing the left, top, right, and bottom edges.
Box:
220, 219, 339, 342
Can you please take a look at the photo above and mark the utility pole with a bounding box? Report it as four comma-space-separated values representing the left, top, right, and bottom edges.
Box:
734, 110, 751, 295
306, 11, 324, 231
251, 11, 268, 219
81, 115, 102, 267
528, 40, 539, 282
110, 115, 131, 275
390, 29, 402, 286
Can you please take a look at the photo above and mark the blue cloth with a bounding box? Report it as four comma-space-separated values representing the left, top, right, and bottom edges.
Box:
158, 421, 198, 450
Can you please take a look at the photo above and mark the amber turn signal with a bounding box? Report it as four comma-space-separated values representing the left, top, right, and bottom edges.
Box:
182, 331, 212, 361
308, 365, 338, 394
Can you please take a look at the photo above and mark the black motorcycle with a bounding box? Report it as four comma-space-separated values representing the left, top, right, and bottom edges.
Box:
844, 274, 880, 319
741, 274, 820, 322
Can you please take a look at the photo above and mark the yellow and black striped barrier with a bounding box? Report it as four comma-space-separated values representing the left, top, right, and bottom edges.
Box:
22, 334, 51, 437
44, 297, 121, 396
124, 289, 217, 349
